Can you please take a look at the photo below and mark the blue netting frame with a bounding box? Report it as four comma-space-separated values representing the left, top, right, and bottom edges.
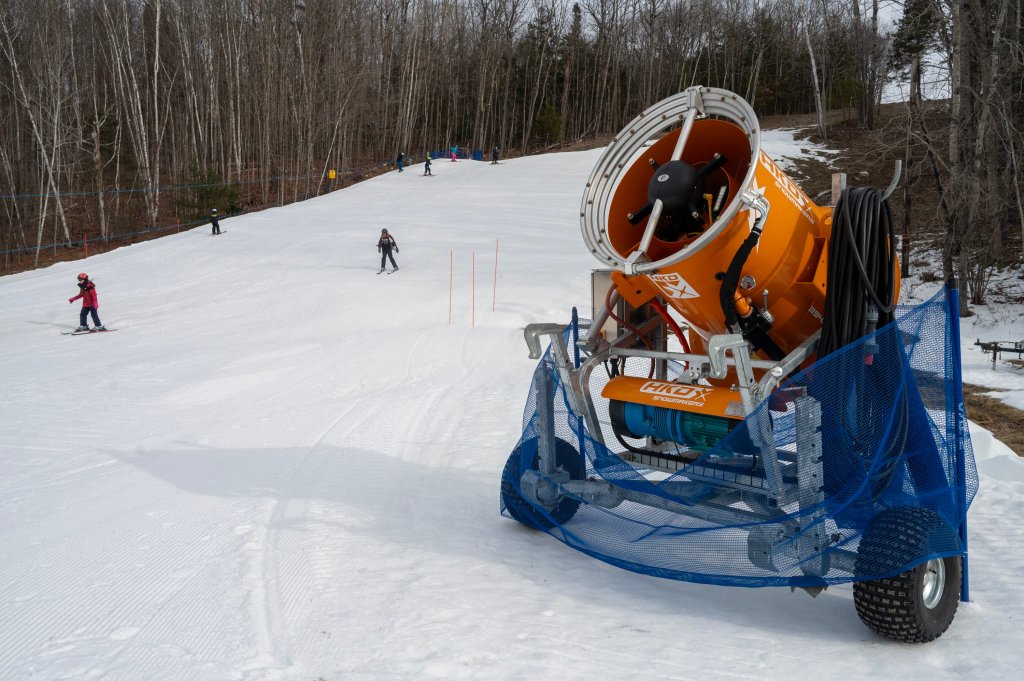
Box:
500, 286, 977, 588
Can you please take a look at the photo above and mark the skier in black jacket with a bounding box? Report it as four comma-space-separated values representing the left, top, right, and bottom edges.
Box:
210, 208, 221, 235
377, 228, 399, 273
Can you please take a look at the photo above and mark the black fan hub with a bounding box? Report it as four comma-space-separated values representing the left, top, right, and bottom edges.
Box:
648, 160, 699, 216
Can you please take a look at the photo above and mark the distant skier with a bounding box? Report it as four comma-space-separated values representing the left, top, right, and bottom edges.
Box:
396, 152, 405, 173
424, 153, 432, 176
450, 145, 457, 162
377, 228, 399, 273
491, 146, 500, 164
210, 207, 221, 235
68, 273, 105, 331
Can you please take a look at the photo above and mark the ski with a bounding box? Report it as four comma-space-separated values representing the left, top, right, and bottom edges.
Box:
61, 328, 117, 335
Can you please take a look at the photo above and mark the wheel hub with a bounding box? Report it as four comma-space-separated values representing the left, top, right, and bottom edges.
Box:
922, 558, 946, 609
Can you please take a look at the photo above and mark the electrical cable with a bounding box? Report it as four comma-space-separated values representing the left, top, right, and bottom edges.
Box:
819, 186, 897, 356
614, 429, 654, 456
717, 206, 785, 360
650, 299, 692, 354
819, 185, 906, 499
604, 285, 657, 378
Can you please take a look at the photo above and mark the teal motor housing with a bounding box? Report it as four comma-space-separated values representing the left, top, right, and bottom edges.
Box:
609, 399, 736, 451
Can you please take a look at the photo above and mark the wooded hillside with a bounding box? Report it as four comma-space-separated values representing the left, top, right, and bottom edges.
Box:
1, 1, 1021, 307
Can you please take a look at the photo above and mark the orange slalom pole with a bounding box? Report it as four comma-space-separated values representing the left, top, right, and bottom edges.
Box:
472, 251, 476, 328
492, 238, 498, 312
449, 250, 453, 325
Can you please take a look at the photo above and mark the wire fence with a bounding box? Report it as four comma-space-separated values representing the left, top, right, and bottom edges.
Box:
0, 171, 324, 201
0, 218, 212, 256
1, 150, 489, 261
0, 163, 385, 258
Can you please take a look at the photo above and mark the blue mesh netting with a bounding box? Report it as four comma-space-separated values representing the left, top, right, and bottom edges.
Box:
501, 286, 978, 587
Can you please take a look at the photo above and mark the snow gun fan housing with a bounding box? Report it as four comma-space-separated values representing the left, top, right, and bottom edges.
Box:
582, 86, 836, 359
505, 85, 975, 645
579, 86, 848, 451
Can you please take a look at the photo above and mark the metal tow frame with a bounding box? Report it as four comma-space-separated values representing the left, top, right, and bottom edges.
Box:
521, 318, 845, 579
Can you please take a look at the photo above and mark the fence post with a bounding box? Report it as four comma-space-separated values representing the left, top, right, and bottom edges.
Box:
492, 238, 499, 312
946, 278, 970, 602
831, 173, 847, 206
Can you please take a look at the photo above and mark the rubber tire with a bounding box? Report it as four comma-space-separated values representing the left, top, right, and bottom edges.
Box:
501, 437, 585, 530
853, 508, 961, 643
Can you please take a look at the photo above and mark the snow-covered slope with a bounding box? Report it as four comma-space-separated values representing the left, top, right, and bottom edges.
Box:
1, 148, 1022, 680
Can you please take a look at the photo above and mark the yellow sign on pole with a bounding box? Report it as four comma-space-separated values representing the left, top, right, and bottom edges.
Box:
328, 169, 337, 180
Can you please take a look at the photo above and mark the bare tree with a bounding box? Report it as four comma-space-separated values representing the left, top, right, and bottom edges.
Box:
0, 5, 73, 263
0, 0, 1018, 276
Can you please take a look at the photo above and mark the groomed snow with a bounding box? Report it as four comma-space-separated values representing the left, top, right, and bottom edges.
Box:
2, 146, 1022, 680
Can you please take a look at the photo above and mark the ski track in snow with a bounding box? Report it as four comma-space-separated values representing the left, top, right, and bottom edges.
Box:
1, 147, 1023, 680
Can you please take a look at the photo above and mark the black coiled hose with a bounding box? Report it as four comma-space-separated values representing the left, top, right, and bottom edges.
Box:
818, 186, 907, 501
819, 187, 897, 356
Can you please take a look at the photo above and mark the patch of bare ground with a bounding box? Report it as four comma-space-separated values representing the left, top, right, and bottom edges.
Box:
760, 105, 916, 206
962, 383, 1024, 455
783, 101, 990, 259
531, 134, 616, 155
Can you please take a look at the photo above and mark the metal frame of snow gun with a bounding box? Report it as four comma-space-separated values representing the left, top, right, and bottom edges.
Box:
507, 85, 971, 643
522, 315, 837, 578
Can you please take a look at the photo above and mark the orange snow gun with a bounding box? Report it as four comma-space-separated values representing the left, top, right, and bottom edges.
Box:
572, 86, 900, 436
509, 87, 970, 645
524, 84, 901, 480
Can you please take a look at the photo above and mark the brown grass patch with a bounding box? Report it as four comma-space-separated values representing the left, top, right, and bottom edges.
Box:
962, 383, 1024, 455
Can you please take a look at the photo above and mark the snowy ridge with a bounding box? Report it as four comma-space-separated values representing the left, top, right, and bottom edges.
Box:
1, 149, 1022, 680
